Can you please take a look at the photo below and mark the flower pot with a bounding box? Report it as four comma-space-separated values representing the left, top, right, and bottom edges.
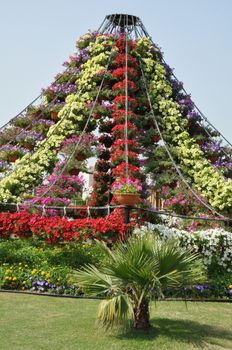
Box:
114, 193, 141, 206
22, 142, 34, 150
169, 181, 177, 189
30, 110, 42, 119
8, 154, 19, 162
51, 111, 59, 121
208, 155, 218, 163
92, 112, 101, 119
159, 164, 170, 171
152, 135, 161, 143
75, 153, 86, 161
69, 168, 80, 176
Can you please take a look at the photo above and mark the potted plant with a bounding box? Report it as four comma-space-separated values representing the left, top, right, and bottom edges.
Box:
27, 105, 43, 119
65, 158, 89, 176
112, 177, 142, 206
0, 145, 27, 162
43, 104, 63, 121
61, 134, 96, 160
0, 160, 9, 173
31, 119, 55, 134
0, 127, 20, 146
13, 115, 32, 129
16, 131, 44, 150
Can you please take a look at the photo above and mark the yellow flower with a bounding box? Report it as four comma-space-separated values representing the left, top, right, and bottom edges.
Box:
13, 277, 17, 281
31, 269, 37, 275
41, 271, 45, 276
46, 274, 50, 279
228, 284, 232, 289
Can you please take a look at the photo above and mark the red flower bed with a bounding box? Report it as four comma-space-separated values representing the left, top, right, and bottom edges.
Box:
0, 210, 134, 245
0, 211, 32, 239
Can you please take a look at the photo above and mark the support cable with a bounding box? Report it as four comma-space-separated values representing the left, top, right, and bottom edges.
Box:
0, 63, 74, 132
0, 201, 231, 223
124, 14, 129, 181
0, 94, 42, 132
159, 57, 232, 151
162, 69, 232, 160
147, 63, 232, 167
2, 68, 80, 148
97, 17, 107, 32
0, 35, 109, 180
109, 14, 117, 35
32, 46, 115, 203
139, 59, 225, 218
116, 13, 122, 37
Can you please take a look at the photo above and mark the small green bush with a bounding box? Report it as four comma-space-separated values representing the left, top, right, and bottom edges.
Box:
0, 240, 106, 294
0, 239, 105, 269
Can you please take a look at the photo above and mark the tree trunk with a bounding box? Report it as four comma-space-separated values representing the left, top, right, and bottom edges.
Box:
133, 298, 151, 330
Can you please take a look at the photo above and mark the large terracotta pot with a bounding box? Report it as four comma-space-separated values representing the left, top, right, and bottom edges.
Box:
114, 193, 141, 206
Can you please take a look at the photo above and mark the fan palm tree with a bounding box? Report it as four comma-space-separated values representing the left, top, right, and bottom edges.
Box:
73, 233, 205, 330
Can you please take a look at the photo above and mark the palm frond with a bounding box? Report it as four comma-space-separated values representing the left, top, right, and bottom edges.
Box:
152, 238, 205, 287
94, 239, 117, 262
72, 265, 119, 296
97, 294, 133, 329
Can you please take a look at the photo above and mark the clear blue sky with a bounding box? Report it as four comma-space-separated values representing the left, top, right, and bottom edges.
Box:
0, 0, 232, 140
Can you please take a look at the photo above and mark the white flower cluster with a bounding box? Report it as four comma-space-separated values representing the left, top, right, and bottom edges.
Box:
134, 224, 232, 272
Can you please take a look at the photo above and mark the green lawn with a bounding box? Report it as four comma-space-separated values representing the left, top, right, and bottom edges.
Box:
0, 293, 232, 350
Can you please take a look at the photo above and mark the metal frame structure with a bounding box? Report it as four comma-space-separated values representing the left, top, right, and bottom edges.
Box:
0, 13, 231, 222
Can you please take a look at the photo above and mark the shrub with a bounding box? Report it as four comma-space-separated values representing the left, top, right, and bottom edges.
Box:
134, 225, 232, 273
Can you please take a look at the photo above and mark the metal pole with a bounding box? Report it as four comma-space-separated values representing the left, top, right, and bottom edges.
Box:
124, 206, 131, 223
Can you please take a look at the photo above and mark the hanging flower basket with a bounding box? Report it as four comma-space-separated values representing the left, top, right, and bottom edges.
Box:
208, 155, 219, 163
69, 168, 80, 176
51, 111, 59, 121
75, 153, 86, 161
8, 154, 19, 162
114, 193, 141, 206
152, 135, 161, 143
21, 142, 34, 151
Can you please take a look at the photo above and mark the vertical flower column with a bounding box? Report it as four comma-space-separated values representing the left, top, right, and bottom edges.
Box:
88, 61, 116, 206
110, 36, 143, 200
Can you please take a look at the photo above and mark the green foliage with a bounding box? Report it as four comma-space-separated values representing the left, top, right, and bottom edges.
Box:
72, 233, 205, 329
208, 272, 232, 299
0, 239, 105, 293
0, 239, 105, 268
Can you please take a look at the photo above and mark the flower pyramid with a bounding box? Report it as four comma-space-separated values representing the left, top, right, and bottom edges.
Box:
0, 14, 231, 216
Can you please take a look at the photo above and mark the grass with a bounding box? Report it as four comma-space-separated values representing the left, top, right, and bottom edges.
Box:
0, 293, 232, 350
